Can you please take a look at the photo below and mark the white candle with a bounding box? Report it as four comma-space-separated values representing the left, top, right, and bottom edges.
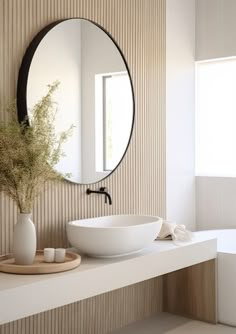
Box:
43, 248, 55, 263
55, 248, 66, 263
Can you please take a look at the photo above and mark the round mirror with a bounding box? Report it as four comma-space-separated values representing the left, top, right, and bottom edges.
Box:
17, 18, 134, 184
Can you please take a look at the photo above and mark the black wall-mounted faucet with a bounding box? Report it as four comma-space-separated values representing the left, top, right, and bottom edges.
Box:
86, 187, 112, 205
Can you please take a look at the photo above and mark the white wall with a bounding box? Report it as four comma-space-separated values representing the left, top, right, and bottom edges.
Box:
166, 0, 196, 230
196, 0, 236, 230
196, 0, 236, 61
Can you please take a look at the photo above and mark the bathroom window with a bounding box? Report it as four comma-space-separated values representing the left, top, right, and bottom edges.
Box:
196, 57, 236, 176
95, 72, 133, 172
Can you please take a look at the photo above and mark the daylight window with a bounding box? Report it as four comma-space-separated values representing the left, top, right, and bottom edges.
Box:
196, 57, 236, 176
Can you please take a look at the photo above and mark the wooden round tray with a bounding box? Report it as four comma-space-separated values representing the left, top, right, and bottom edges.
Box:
0, 250, 81, 275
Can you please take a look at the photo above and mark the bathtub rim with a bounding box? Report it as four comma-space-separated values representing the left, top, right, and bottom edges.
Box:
195, 229, 236, 254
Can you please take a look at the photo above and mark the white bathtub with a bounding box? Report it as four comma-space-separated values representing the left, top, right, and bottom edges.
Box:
196, 229, 236, 326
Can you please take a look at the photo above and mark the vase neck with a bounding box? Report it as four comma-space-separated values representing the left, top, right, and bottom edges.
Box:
18, 213, 32, 222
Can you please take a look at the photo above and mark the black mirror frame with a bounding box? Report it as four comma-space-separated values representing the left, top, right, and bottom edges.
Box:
17, 18, 135, 185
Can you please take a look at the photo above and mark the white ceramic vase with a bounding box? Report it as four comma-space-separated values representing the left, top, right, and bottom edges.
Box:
13, 213, 36, 265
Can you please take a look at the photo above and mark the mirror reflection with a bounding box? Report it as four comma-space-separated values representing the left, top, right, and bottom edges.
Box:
23, 19, 134, 184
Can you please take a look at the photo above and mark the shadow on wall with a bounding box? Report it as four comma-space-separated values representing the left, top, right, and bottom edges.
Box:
196, 176, 236, 230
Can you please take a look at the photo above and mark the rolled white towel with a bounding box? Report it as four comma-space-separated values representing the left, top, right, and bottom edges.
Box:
156, 220, 193, 242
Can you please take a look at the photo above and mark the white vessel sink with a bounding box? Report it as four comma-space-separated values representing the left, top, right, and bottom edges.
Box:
66, 215, 163, 258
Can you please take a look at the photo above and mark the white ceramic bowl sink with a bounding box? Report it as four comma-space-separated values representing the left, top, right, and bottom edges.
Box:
67, 215, 163, 258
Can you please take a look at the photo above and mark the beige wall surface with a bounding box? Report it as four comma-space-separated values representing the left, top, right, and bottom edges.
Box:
196, 0, 236, 60
0, 0, 165, 332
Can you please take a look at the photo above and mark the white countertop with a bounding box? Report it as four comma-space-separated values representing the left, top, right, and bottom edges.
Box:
0, 234, 217, 325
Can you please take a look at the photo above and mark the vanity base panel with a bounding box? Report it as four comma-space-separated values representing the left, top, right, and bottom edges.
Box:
1, 260, 217, 334
163, 259, 217, 324
0, 277, 163, 334
1, 260, 218, 334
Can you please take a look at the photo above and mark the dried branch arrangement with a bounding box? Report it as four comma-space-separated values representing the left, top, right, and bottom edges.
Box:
0, 82, 73, 213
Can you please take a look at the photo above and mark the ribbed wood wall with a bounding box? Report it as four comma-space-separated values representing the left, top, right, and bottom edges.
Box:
0, 0, 166, 254
1, 277, 163, 334
0, 0, 166, 332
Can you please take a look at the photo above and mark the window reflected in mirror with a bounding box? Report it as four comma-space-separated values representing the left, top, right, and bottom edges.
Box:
95, 72, 133, 173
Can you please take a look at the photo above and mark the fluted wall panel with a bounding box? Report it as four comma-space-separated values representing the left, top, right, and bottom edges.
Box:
0, 0, 165, 332
0, 0, 165, 253
1, 277, 163, 334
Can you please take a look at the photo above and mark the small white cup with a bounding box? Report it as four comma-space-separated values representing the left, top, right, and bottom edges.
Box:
43, 248, 55, 263
55, 248, 66, 263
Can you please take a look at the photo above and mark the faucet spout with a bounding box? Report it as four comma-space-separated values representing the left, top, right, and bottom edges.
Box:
86, 187, 112, 205
103, 191, 112, 205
